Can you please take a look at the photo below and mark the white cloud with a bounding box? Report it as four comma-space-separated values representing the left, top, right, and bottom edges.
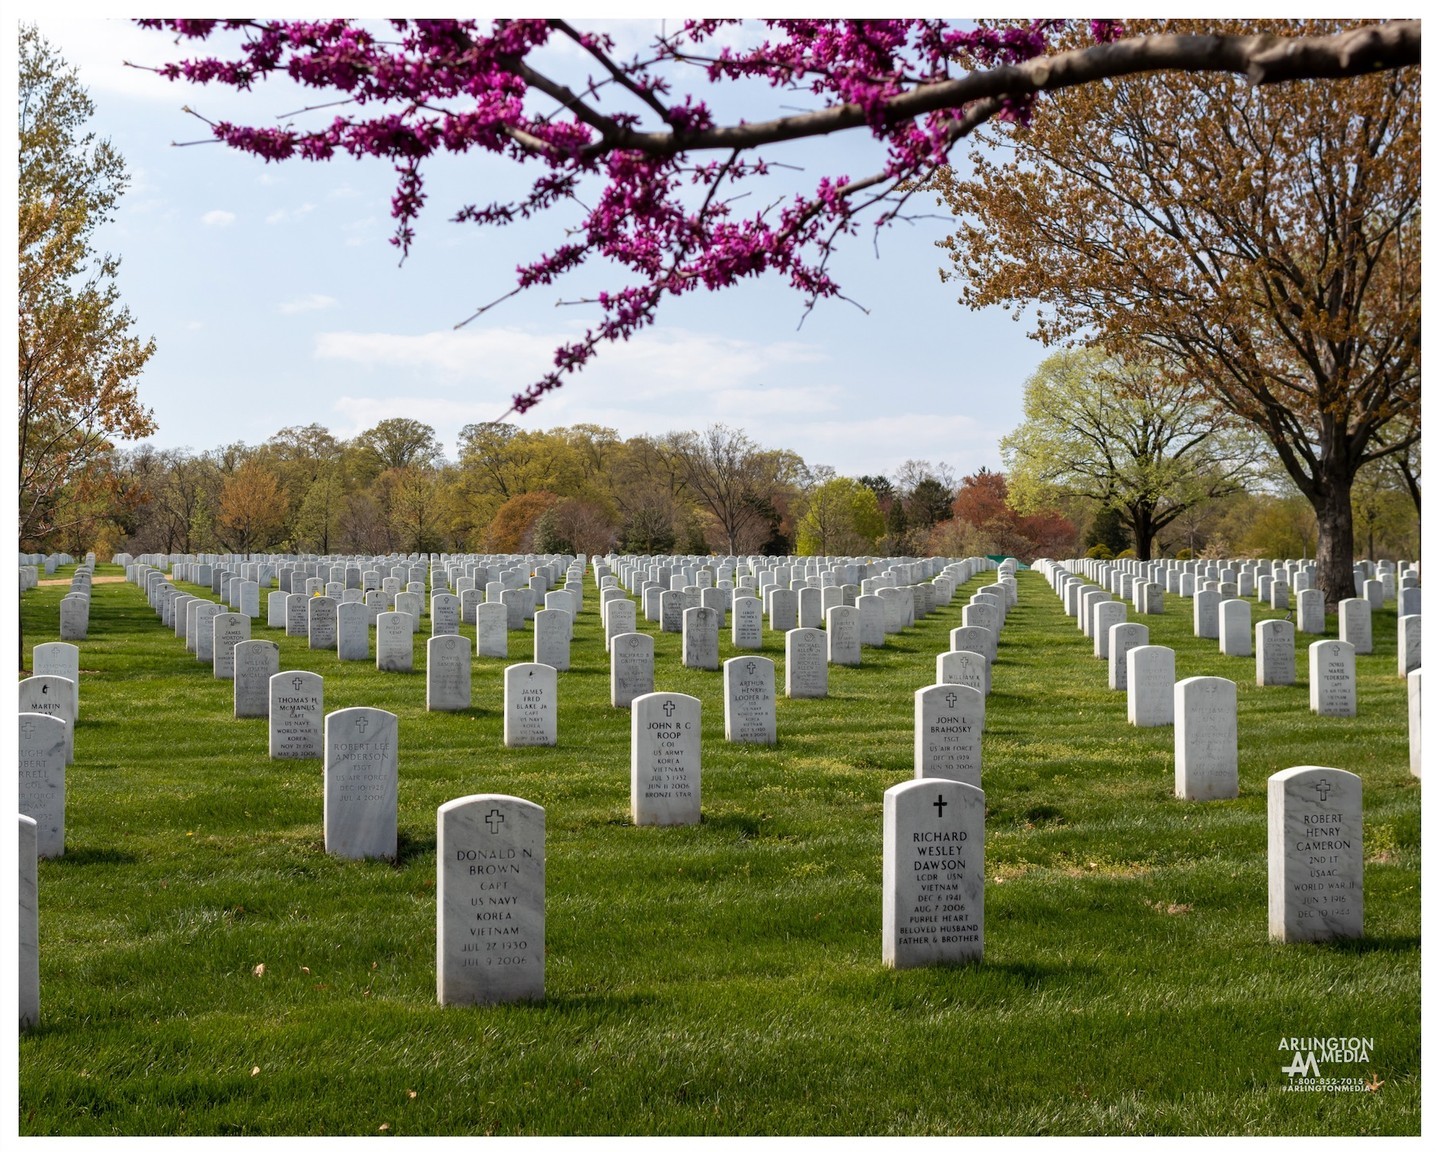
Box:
201, 209, 236, 227
266, 203, 315, 225
278, 294, 339, 315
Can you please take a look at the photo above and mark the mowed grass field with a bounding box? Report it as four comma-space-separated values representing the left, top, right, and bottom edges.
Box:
17, 563, 1419, 1135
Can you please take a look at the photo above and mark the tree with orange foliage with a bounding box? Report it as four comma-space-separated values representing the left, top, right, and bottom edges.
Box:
936, 18, 1418, 605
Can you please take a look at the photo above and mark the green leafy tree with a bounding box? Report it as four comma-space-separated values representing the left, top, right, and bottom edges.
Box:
18, 25, 155, 549
795, 472, 883, 556
1000, 349, 1262, 560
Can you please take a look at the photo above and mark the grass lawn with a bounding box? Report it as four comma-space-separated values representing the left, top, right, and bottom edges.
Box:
16, 563, 1419, 1135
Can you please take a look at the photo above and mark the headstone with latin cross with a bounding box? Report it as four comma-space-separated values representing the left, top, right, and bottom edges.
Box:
436, 794, 545, 1005
883, 778, 984, 968
323, 707, 398, 860
18, 713, 67, 858
630, 692, 702, 826
1267, 766, 1363, 943
270, 671, 323, 758
723, 656, 776, 744
914, 684, 984, 787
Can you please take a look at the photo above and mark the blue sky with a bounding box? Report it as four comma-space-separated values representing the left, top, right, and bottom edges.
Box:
15, 10, 1058, 481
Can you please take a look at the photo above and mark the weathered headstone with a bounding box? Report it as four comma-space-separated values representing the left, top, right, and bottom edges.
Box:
1193, 588, 1220, 640
1408, 668, 1421, 777
376, 611, 414, 672
731, 595, 763, 650
1174, 676, 1238, 800
630, 692, 702, 826
475, 602, 509, 659
1127, 645, 1175, 727
431, 592, 461, 636
610, 631, 655, 709
336, 600, 370, 661
212, 612, 251, 680
32, 642, 79, 717
682, 606, 720, 670
826, 604, 861, 666
18, 713, 67, 857
427, 634, 473, 711
857, 594, 886, 647
1295, 588, 1325, 635
1398, 614, 1421, 677
723, 656, 776, 744
784, 628, 828, 699
1267, 766, 1363, 943
533, 608, 572, 671
1308, 640, 1356, 717
308, 595, 338, 650
883, 778, 984, 968
1219, 598, 1252, 657
1256, 619, 1296, 687
270, 671, 323, 759
19, 814, 40, 1028
323, 707, 398, 860
1108, 622, 1149, 691
504, 663, 557, 747
914, 684, 984, 787
936, 650, 988, 698
436, 794, 545, 1005
233, 639, 280, 718
604, 598, 637, 653
1092, 600, 1127, 659
769, 587, 799, 633
1338, 598, 1373, 654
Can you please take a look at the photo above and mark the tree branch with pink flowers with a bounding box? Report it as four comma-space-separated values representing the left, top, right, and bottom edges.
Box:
134, 18, 1419, 416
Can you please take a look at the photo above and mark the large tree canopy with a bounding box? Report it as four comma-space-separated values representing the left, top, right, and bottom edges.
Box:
19, 25, 156, 548
134, 18, 1417, 419
1002, 350, 1263, 561
935, 17, 1419, 606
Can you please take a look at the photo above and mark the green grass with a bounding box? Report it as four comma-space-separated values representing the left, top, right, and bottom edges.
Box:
17, 564, 1419, 1135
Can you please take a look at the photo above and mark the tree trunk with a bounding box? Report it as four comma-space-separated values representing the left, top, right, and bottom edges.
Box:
1309, 469, 1356, 612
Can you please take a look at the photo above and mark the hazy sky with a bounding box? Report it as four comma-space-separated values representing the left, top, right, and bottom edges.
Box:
16, 10, 1060, 480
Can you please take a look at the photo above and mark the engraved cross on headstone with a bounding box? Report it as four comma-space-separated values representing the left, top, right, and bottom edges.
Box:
662, 700, 676, 717
485, 808, 505, 834
1314, 779, 1332, 803
933, 794, 948, 818
945, 691, 958, 709
355, 715, 369, 734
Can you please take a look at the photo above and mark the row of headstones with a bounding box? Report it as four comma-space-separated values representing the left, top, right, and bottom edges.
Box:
16, 761, 1366, 1024
1034, 561, 1422, 785
1070, 554, 1418, 608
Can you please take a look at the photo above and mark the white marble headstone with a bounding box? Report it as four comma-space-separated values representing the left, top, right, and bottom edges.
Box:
1174, 676, 1238, 800
784, 628, 828, 699
504, 663, 557, 747
270, 671, 323, 758
19, 814, 40, 1028
233, 639, 279, 718
1267, 766, 1362, 943
18, 713, 67, 857
437, 794, 544, 1004
427, 634, 472, 711
914, 684, 984, 787
883, 778, 983, 968
723, 656, 776, 744
631, 692, 702, 825
323, 707, 398, 860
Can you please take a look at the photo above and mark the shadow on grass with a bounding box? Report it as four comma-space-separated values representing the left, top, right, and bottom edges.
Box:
47, 846, 139, 866
1312, 934, 1421, 955
394, 827, 437, 866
